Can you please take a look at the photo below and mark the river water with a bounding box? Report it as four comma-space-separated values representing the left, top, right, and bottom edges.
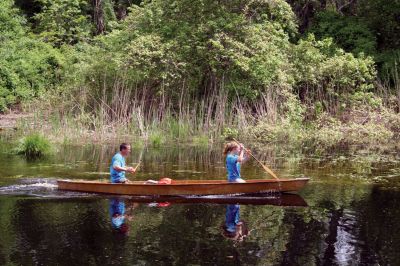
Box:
0, 141, 399, 265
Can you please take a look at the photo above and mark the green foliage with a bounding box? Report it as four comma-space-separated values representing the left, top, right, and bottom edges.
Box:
0, 0, 25, 39
15, 133, 52, 158
34, 0, 91, 46
292, 34, 377, 111
1, 0, 399, 147
246, 117, 306, 144
0, 0, 66, 111
309, 10, 377, 56
90, 0, 298, 99
358, 0, 400, 51
222, 127, 239, 140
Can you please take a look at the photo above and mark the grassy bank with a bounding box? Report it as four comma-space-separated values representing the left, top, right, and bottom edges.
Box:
10, 87, 400, 151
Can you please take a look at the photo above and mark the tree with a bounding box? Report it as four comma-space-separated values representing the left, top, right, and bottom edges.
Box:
0, 0, 65, 111
34, 0, 92, 46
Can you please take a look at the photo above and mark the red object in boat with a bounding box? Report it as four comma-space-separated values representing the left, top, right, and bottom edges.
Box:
157, 202, 171, 207
158, 178, 172, 185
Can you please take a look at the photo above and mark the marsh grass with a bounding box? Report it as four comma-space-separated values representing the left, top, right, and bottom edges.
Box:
16, 73, 400, 149
148, 130, 166, 147
15, 133, 52, 159
192, 135, 209, 147
19, 81, 268, 144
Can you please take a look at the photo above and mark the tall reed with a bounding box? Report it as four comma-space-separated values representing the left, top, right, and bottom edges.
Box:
19, 73, 284, 143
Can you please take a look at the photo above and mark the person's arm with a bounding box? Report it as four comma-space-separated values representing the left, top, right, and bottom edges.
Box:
113, 165, 128, 172
113, 161, 136, 173
243, 148, 251, 162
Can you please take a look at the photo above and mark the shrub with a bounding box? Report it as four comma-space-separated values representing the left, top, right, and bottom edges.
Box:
15, 133, 52, 158
246, 118, 306, 144
344, 122, 393, 144
222, 127, 239, 140
310, 115, 344, 146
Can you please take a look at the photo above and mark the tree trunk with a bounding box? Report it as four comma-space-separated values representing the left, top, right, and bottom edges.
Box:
93, 0, 105, 34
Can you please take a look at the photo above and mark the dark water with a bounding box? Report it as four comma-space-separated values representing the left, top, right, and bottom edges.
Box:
0, 142, 400, 265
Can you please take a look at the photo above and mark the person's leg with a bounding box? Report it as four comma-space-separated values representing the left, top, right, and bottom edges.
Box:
117, 178, 128, 184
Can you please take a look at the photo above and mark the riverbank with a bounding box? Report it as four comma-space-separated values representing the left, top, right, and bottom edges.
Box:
5, 103, 398, 152
0, 112, 32, 130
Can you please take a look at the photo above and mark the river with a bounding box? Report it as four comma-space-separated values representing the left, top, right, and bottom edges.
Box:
0, 141, 399, 265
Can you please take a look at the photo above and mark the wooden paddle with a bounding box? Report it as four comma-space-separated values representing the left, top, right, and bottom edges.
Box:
133, 161, 141, 172
232, 138, 279, 180
124, 161, 141, 184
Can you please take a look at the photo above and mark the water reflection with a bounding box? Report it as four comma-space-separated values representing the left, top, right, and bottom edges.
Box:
222, 204, 249, 242
106, 194, 308, 206
109, 197, 138, 235
106, 194, 307, 241
1, 141, 400, 265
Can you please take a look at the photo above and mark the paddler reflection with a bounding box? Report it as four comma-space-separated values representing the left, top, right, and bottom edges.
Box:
109, 197, 137, 235
221, 204, 249, 242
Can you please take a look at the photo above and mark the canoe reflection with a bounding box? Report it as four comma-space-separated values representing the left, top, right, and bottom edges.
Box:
109, 193, 307, 206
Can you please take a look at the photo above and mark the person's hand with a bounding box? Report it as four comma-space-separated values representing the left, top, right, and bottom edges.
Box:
239, 143, 245, 150
126, 167, 135, 173
245, 148, 251, 154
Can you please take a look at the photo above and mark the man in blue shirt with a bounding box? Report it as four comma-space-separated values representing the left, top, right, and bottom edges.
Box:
110, 143, 136, 183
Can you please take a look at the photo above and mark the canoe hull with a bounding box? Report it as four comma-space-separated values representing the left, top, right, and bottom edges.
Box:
57, 178, 309, 196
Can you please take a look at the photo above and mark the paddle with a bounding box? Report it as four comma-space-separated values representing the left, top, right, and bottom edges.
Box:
124, 161, 141, 184
133, 161, 141, 172
232, 138, 280, 180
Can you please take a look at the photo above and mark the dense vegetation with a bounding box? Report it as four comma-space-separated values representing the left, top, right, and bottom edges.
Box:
15, 133, 52, 158
1, 0, 399, 145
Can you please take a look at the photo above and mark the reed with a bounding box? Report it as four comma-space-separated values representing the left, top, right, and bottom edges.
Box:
18, 76, 275, 144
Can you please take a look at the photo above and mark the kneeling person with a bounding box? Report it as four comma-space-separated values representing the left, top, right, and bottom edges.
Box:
110, 143, 136, 183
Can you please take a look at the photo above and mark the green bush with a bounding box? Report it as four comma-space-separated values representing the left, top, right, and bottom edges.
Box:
0, 0, 66, 111
15, 133, 52, 158
222, 127, 239, 140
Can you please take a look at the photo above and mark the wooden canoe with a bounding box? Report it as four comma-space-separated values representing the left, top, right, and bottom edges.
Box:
57, 178, 309, 196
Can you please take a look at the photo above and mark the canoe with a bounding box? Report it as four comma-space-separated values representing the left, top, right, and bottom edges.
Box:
57, 178, 309, 196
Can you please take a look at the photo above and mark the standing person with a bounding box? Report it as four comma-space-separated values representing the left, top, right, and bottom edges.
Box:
221, 204, 249, 242
110, 143, 136, 183
223, 142, 248, 183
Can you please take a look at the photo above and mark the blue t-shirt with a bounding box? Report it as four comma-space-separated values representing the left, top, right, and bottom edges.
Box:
110, 153, 126, 183
226, 154, 241, 182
